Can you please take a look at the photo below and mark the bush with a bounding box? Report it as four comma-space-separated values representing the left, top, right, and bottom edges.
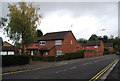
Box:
64, 50, 84, 60
31, 56, 43, 61
2, 55, 30, 67
30, 50, 84, 62
104, 51, 116, 55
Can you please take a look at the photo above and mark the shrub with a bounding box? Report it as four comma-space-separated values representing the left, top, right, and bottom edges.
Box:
65, 50, 84, 60
31, 56, 43, 61
2, 55, 30, 67
104, 51, 116, 55
30, 50, 84, 62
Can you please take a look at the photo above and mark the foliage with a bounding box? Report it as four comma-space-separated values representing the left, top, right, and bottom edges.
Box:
30, 56, 43, 61
89, 34, 98, 41
30, 50, 84, 62
0, 17, 7, 28
77, 38, 87, 44
37, 29, 43, 37
4, 2, 42, 51
2, 55, 30, 67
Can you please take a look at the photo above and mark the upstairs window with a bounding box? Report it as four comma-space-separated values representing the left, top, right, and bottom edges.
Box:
70, 40, 73, 44
55, 40, 62, 45
40, 41, 46, 45
94, 46, 98, 48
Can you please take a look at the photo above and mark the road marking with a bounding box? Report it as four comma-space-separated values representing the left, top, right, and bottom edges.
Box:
56, 67, 77, 73
82, 63, 89, 66
1, 55, 116, 76
89, 59, 118, 81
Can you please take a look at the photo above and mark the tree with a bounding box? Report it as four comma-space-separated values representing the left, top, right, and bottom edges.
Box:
37, 29, 43, 37
89, 34, 98, 41
77, 38, 87, 44
102, 35, 109, 43
4, 2, 42, 52
0, 17, 7, 28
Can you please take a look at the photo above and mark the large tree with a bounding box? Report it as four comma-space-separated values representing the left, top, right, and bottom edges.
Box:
89, 34, 98, 41
0, 17, 7, 28
77, 38, 87, 44
4, 2, 42, 51
37, 29, 43, 37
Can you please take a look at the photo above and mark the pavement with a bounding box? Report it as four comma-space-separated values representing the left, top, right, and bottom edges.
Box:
2, 55, 109, 73
104, 55, 120, 81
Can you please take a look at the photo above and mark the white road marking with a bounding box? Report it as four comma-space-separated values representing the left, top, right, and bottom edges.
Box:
82, 63, 89, 66
56, 67, 77, 73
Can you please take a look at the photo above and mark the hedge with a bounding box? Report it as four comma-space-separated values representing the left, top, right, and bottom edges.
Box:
2, 55, 30, 67
104, 51, 116, 55
65, 50, 84, 60
30, 50, 84, 62
30, 56, 44, 61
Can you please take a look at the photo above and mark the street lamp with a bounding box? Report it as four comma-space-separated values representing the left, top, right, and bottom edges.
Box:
96, 29, 106, 56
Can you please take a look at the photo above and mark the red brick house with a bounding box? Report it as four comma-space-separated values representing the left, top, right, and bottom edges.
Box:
84, 40, 104, 58
104, 43, 114, 51
0, 41, 15, 55
26, 41, 38, 55
26, 31, 82, 56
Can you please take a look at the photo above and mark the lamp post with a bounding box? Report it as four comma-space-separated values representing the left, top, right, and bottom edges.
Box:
96, 29, 106, 56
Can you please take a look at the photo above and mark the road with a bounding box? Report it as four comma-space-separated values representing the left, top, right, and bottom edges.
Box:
2, 55, 118, 80
105, 55, 120, 81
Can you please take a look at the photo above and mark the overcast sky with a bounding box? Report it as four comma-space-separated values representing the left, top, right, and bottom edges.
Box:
0, 1, 118, 43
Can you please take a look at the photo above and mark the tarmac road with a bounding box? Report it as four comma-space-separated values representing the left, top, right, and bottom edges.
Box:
2, 55, 118, 81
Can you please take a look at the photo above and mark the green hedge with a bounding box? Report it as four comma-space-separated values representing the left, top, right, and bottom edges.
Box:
30, 56, 44, 61
31, 50, 84, 62
2, 55, 30, 67
65, 50, 84, 60
104, 51, 116, 55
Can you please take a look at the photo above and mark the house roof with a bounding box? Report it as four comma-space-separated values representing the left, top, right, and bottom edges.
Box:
80, 43, 85, 46
38, 31, 72, 41
3, 41, 14, 47
2, 46, 15, 51
39, 45, 54, 51
85, 40, 102, 46
27, 47, 38, 50
1, 41, 15, 51
104, 43, 113, 47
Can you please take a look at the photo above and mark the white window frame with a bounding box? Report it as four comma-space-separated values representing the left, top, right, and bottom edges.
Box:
8, 51, 14, 55
46, 52, 48, 55
56, 50, 62, 55
40, 41, 46, 45
55, 40, 62, 45
70, 40, 73, 44
0, 51, 7, 55
94, 46, 98, 48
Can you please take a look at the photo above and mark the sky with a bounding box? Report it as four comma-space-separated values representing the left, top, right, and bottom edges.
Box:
0, 1, 119, 44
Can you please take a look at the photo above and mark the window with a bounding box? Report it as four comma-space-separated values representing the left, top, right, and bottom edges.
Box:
40, 41, 46, 45
70, 40, 73, 44
55, 40, 62, 45
94, 46, 98, 48
87, 46, 90, 48
8, 51, 14, 55
36, 43, 38, 46
0, 52, 7, 55
56, 50, 62, 55
46, 52, 48, 55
